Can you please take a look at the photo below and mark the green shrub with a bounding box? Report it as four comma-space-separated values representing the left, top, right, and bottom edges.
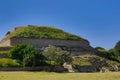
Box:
43, 45, 72, 65
0, 58, 20, 67
9, 44, 46, 67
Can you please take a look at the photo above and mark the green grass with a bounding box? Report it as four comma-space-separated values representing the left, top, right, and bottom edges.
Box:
0, 51, 9, 54
0, 72, 120, 80
2, 26, 86, 41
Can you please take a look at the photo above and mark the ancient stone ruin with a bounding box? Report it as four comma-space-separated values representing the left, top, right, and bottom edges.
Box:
0, 26, 95, 56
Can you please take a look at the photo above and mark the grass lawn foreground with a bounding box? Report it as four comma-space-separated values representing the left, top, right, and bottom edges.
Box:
0, 72, 120, 80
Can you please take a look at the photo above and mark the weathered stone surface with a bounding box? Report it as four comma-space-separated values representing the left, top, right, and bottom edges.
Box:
0, 54, 8, 58
0, 39, 11, 46
0, 37, 95, 55
77, 66, 97, 72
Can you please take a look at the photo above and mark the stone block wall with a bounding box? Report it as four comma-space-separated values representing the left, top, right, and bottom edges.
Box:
0, 47, 10, 58
77, 66, 97, 72
0, 47, 11, 51
0, 54, 8, 58
10, 38, 90, 47
0, 37, 95, 55
0, 66, 65, 72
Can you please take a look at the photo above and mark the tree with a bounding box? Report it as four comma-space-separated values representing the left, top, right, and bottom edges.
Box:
114, 41, 120, 56
55, 49, 72, 65
9, 44, 45, 67
106, 41, 120, 62
43, 45, 72, 65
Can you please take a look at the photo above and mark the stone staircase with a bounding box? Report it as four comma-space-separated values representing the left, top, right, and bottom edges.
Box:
0, 47, 10, 58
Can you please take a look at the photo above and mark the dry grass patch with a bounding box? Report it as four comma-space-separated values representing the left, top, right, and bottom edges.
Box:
0, 72, 120, 80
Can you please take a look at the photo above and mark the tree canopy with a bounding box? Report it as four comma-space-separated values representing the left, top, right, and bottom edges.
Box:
114, 41, 120, 56
43, 45, 72, 65
9, 44, 45, 67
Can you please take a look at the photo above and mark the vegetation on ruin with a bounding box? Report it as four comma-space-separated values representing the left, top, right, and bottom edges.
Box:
72, 59, 92, 66
0, 43, 119, 72
0, 51, 9, 54
43, 45, 72, 65
5, 44, 72, 67
72, 54, 120, 72
0, 58, 20, 67
2, 26, 86, 41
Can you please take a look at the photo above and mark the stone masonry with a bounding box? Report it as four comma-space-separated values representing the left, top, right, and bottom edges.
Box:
0, 37, 95, 55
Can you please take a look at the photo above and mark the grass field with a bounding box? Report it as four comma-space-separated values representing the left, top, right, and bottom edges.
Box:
0, 72, 120, 80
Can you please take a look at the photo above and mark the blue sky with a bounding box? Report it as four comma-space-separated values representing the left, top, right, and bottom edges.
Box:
0, 0, 120, 49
